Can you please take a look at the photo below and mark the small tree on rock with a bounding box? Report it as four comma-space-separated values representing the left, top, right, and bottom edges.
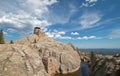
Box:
10, 40, 14, 44
89, 51, 101, 76
0, 30, 5, 44
33, 39, 37, 43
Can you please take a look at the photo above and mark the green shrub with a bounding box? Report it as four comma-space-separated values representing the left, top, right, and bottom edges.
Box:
0, 30, 5, 44
10, 40, 14, 44
33, 39, 37, 43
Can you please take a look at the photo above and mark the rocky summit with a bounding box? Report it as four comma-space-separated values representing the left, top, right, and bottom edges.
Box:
0, 27, 80, 76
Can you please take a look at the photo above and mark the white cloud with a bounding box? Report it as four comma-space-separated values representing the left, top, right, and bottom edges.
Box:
44, 11, 70, 25
46, 29, 74, 40
25, 0, 57, 7
71, 32, 79, 35
43, 1, 74, 25
55, 35, 72, 40
53, 29, 66, 35
0, 0, 57, 36
95, 17, 120, 28
86, 0, 97, 3
0, 13, 51, 36
81, 3, 89, 7
76, 36, 96, 40
69, 4, 78, 13
79, 12, 102, 29
3, 31, 8, 35
81, 0, 98, 7
45, 29, 67, 39
23, 0, 57, 17
7, 28, 16, 33
109, 28, 120, 39
45, 32, 54, 38
3, 30, 12, 37
89, 36, 96, 39
46, 30, 101, 40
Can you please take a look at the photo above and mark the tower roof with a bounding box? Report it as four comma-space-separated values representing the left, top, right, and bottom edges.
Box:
34, 27, 40, 29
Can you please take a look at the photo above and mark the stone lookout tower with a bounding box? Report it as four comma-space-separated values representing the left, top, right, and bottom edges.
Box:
33, 27, 45, 38
34, 27, 41, 35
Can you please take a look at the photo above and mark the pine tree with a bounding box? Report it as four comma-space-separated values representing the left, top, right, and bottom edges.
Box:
10, 40, 14, 44
33, 39, 37, 43
0, 30, 5, 44
89, 51, 101, 76
89, 51, 96, 76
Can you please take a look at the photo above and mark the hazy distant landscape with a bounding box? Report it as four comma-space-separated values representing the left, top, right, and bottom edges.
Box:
78, 48, 120, 55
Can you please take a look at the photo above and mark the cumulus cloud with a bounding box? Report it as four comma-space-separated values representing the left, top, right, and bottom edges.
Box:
45, 30, 100, 40
71, 32, 79, 35
81, 0, 98, 7
79, 12, 102, 29
0, 0, 57, 36
46, 32, 72, 40
0, 13, 51, 36
45, 29, 67, 39
109, 28, 120, 39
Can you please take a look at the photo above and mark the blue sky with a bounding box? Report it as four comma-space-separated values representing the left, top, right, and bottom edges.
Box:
0, 0, 120, 48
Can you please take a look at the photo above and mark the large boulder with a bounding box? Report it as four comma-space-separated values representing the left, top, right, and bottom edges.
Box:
0, 44, 48, 76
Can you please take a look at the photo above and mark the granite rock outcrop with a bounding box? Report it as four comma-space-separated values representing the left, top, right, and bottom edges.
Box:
0, 27, 80, 76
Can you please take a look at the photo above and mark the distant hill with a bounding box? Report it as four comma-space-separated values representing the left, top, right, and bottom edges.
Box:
78, 48, 120, 55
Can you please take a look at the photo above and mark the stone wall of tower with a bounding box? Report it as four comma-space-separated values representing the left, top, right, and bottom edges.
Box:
34, 27, 41, 35
34, 27, 45, 37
